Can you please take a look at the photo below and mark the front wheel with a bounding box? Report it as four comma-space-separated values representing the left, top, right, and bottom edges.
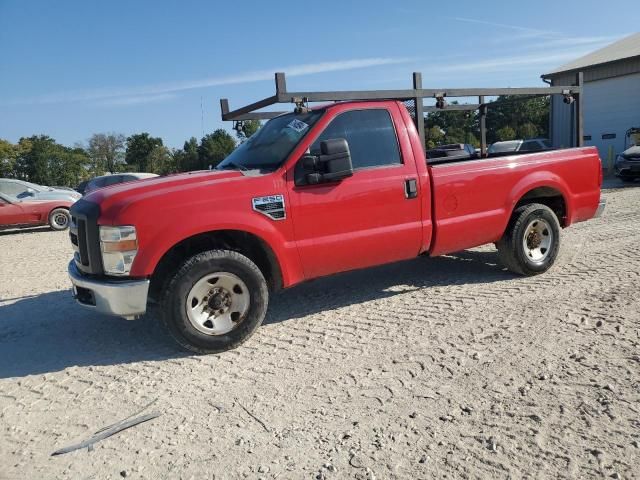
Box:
48, 208, 70, 231
160, 250, 269, 354
496, 203, 560, 276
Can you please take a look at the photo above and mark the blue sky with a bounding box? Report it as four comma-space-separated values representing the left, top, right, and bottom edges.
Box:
0, 0, 635, 148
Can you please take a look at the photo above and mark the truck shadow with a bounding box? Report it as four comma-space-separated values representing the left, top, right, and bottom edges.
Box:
265, 249, 511, 325
0, 249, 512, 378
0, 226, 54, 236
601, 177, 640, 190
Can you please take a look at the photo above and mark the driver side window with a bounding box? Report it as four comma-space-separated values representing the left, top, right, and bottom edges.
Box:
0, 181, 24, 195
310, 109, 402, 170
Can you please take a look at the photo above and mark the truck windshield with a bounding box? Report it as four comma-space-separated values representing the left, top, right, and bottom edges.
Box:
217, 110, 324, 172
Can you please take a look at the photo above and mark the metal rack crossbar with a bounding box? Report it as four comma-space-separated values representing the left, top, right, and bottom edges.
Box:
220, 71, 584, 157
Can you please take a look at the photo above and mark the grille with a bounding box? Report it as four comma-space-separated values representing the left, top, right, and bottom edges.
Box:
69, 200, 102, 274
76, 217, 90, 266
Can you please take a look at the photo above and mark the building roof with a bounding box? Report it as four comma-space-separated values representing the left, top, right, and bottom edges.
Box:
543, 32, 640, 77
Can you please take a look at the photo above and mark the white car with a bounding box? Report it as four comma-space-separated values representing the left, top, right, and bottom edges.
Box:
0, 178, 81, 202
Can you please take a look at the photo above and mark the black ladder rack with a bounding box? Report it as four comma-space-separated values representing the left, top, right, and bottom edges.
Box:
220, 71, 584, 157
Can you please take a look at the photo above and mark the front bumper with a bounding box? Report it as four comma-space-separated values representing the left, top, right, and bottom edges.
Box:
614, 160, 640, 177
594, 199, 606, 218
68, 260, 149, 320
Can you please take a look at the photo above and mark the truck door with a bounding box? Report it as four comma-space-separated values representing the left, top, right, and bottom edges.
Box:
288, 104, 423, 279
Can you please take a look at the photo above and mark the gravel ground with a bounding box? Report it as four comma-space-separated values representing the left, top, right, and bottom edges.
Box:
1, 185, 639, 479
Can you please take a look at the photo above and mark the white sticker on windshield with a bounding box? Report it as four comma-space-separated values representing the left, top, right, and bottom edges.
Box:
287, 119, 309, 133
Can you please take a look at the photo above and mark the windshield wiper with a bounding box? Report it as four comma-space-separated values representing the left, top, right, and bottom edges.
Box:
218, 161, 248, 171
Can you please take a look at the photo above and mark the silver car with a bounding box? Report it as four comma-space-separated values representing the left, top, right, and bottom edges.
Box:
0, 179, 81, 202
83, 173, 158, 195
488, 138, 553, 157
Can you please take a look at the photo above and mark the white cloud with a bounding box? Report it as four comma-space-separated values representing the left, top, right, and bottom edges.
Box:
450, 17, 624, 50
92, 93, 178, 107
435, 50, 590, 74
4, 57, 412, 106
435, 18, 626, 77
450, 17, 557, 38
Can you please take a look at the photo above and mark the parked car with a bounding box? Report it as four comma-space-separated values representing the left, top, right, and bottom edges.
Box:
0, 192, 74, 231
75, 180, 89, 195
0, 179, 81, 202
426, 143, 479, 163
67, 97, 604, 354
52, 186, 80, 193
614, 145, 640, 182
488, 138, 553, 157
83, 173, 159, 195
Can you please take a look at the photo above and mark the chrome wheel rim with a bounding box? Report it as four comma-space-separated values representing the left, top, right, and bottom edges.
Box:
53, 212, 68, 228
185, 272, 250, 336
522, 218, 553, 264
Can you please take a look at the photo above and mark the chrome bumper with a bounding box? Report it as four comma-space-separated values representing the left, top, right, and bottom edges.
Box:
68, 261, 149, 320
594, 199, 606, 218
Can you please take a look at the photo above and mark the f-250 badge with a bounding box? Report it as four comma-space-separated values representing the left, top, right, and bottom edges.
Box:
252, 195, 286, 220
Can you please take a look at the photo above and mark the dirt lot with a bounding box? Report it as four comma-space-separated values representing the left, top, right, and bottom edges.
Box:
1, 185, 639, 480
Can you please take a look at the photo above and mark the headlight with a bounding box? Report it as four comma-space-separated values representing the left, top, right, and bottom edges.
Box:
99, 226, 138, 276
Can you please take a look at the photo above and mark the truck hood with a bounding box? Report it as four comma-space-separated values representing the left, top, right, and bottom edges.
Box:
85, 170, 245, 220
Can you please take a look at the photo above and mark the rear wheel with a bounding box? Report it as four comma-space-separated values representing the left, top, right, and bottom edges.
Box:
497, 203, 560, 276
160, 249, 268, 354
48, 208, 70, 231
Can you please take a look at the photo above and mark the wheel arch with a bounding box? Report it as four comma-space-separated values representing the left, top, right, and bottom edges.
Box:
148, 229, 284, 303
48, 205, 71, 216
507, 172, 572, 228
514, 186, 567, 227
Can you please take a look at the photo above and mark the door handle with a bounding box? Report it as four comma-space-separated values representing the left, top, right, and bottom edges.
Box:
404, 179, 418, 199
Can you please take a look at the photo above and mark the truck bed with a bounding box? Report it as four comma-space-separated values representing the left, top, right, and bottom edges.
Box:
427, 147, 602, 256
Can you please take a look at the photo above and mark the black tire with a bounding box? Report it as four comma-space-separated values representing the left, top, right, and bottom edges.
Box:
48, 208, 70, 231
620, 177, 637, 183
496, 203, 560, 276
160, 249, 268, 354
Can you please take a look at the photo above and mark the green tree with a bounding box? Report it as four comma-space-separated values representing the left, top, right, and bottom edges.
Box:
0, 139, 17, 177
13, 135, 88, 187
198, 129, 236, 169
486, 96, 549, 143
125, 133, 163, 172
174, 137, 199, 172
424, 96, 550, 148
147, 145, 175, 175
87, 133, 125, 174
425, 126, 444, 149
517, 122, 539, 139
47, 147, 88, 187
425, 103, 478, 146
15, 135, 57, 184
496, 126, 517, 141
236, 120, 262, 143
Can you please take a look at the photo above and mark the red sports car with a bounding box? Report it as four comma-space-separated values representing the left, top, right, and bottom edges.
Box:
0, 192, 74, 231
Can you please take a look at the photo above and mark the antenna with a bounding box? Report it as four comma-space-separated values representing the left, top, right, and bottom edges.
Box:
200, 96, 204, 137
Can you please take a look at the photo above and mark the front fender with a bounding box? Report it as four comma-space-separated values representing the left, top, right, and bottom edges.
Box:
129, 209, 303, 287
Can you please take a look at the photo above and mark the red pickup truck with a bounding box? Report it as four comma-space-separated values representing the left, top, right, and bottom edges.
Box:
68, 99, 604, 353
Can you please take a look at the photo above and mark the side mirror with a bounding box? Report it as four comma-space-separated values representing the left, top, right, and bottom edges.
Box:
300, 138, 354, 185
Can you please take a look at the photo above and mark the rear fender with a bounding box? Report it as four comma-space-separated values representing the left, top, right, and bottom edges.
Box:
506, 171, 572, 229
